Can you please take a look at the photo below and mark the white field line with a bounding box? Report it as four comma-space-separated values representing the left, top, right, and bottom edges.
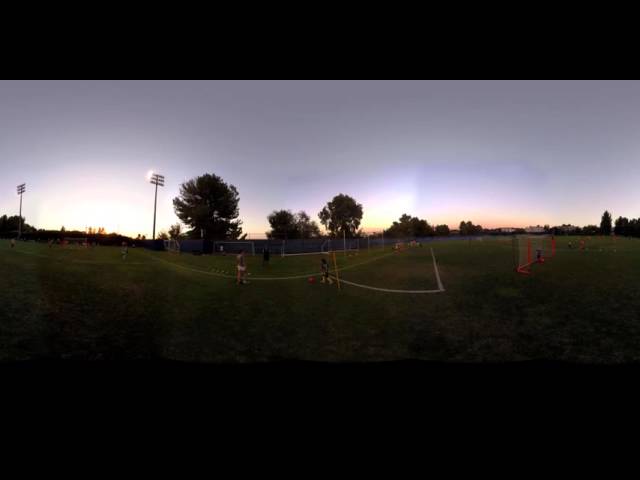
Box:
432, 247, 445, 292
281, 248, 361, 257
147, 249, 400, 281
337, 279, 444, 294
336, 247, 445, 294
280, 251, 327, 257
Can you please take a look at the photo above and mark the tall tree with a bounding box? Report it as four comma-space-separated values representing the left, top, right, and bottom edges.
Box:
318, 194, 363, 238
600, 210, 612, 235
614, 216, 628, 236
410, 217, 433, 237
0, 215, 31, 235
459, 220, 482, 235
583, 225, 599, 235
295, 211, 321, 238
173, 173, 242, 240
435, 224, 450, 236
168, 223, 184, 240
267, 210, 298, 239
385, 214, 433, 238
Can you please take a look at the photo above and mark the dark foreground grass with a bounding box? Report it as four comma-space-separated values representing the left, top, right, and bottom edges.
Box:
1, 235, 639, 363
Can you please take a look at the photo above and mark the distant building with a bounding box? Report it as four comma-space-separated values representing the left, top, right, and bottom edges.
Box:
525, 226, 545, 233
499, 227, 516, 233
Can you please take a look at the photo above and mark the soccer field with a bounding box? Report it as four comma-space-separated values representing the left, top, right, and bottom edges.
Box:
1, 236, 639, 363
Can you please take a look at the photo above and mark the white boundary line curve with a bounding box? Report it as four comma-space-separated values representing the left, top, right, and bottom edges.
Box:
147, 249, 399, 281
147, 248, 446, 294
336, 247, 445, 294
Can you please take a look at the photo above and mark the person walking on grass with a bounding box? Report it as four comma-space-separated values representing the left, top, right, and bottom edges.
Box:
263, 246, 270, 267
121, 241, 128, 260
237, 249, 248, 284
10, 238, 15, 248
320, 257, 333, 284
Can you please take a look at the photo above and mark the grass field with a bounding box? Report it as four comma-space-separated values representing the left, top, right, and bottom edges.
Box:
1, 235, 639, 363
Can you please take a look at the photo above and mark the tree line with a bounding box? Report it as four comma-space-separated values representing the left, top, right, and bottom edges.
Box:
0, 215, 34, 237
5, 171, 634, 242
613, 216, 640, 237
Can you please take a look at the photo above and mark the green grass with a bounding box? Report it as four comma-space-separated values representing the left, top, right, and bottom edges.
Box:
1, 235, 639, 363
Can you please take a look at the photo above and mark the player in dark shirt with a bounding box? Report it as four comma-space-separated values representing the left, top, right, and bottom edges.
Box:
321, 257, 333, 284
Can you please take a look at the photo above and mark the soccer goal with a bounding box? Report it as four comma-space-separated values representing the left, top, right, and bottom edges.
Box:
164, 239, 180, 253
514, 235, 556, 274
214, 241, 255, 256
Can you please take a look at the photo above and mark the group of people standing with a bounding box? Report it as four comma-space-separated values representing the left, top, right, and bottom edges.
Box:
235, 246, 333, 286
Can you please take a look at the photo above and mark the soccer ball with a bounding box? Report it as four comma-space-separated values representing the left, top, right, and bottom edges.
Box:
308, 277, 316, 284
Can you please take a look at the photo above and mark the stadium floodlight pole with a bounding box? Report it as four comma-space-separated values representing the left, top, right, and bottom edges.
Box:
16, 183, 26, 239
149, 172, 165, 240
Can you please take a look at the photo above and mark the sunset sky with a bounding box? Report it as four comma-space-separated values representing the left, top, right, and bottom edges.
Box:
1, 80, 639, 237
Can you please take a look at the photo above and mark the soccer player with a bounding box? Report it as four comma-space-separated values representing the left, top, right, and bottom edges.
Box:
220, 244, 226, 256
121, 241, 128, 260
320, 258, 333, 284
237, 249, 248, 284
263, 246, 270, 266
10, 239, 15, 248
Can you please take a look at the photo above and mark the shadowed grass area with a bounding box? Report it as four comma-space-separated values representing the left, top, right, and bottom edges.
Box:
1, 235, 639, 363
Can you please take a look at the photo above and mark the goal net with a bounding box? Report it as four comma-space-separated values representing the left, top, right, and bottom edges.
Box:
164, 239, 180, 253
214, 241, 255, 256
514, 235, 556, 274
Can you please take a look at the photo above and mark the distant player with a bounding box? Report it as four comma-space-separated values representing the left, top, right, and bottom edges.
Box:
568, 241, 573, 249
580, 240, 585, 251
121, 241, 128, 260
10, 239, 15, 248
262, 246, 270, 266
220, 245, 226, 256
236, 249, 248, 284
48, 239, 54, 248
320, 258, 333, 284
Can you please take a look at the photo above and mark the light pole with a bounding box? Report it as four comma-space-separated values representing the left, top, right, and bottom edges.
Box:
149, 172, 164, 240
16, 183, 25, 239
343, 229, 346, 256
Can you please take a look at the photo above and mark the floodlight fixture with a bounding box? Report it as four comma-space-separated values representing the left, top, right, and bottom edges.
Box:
149, 173, 165, 240
16, 183, 26, 238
